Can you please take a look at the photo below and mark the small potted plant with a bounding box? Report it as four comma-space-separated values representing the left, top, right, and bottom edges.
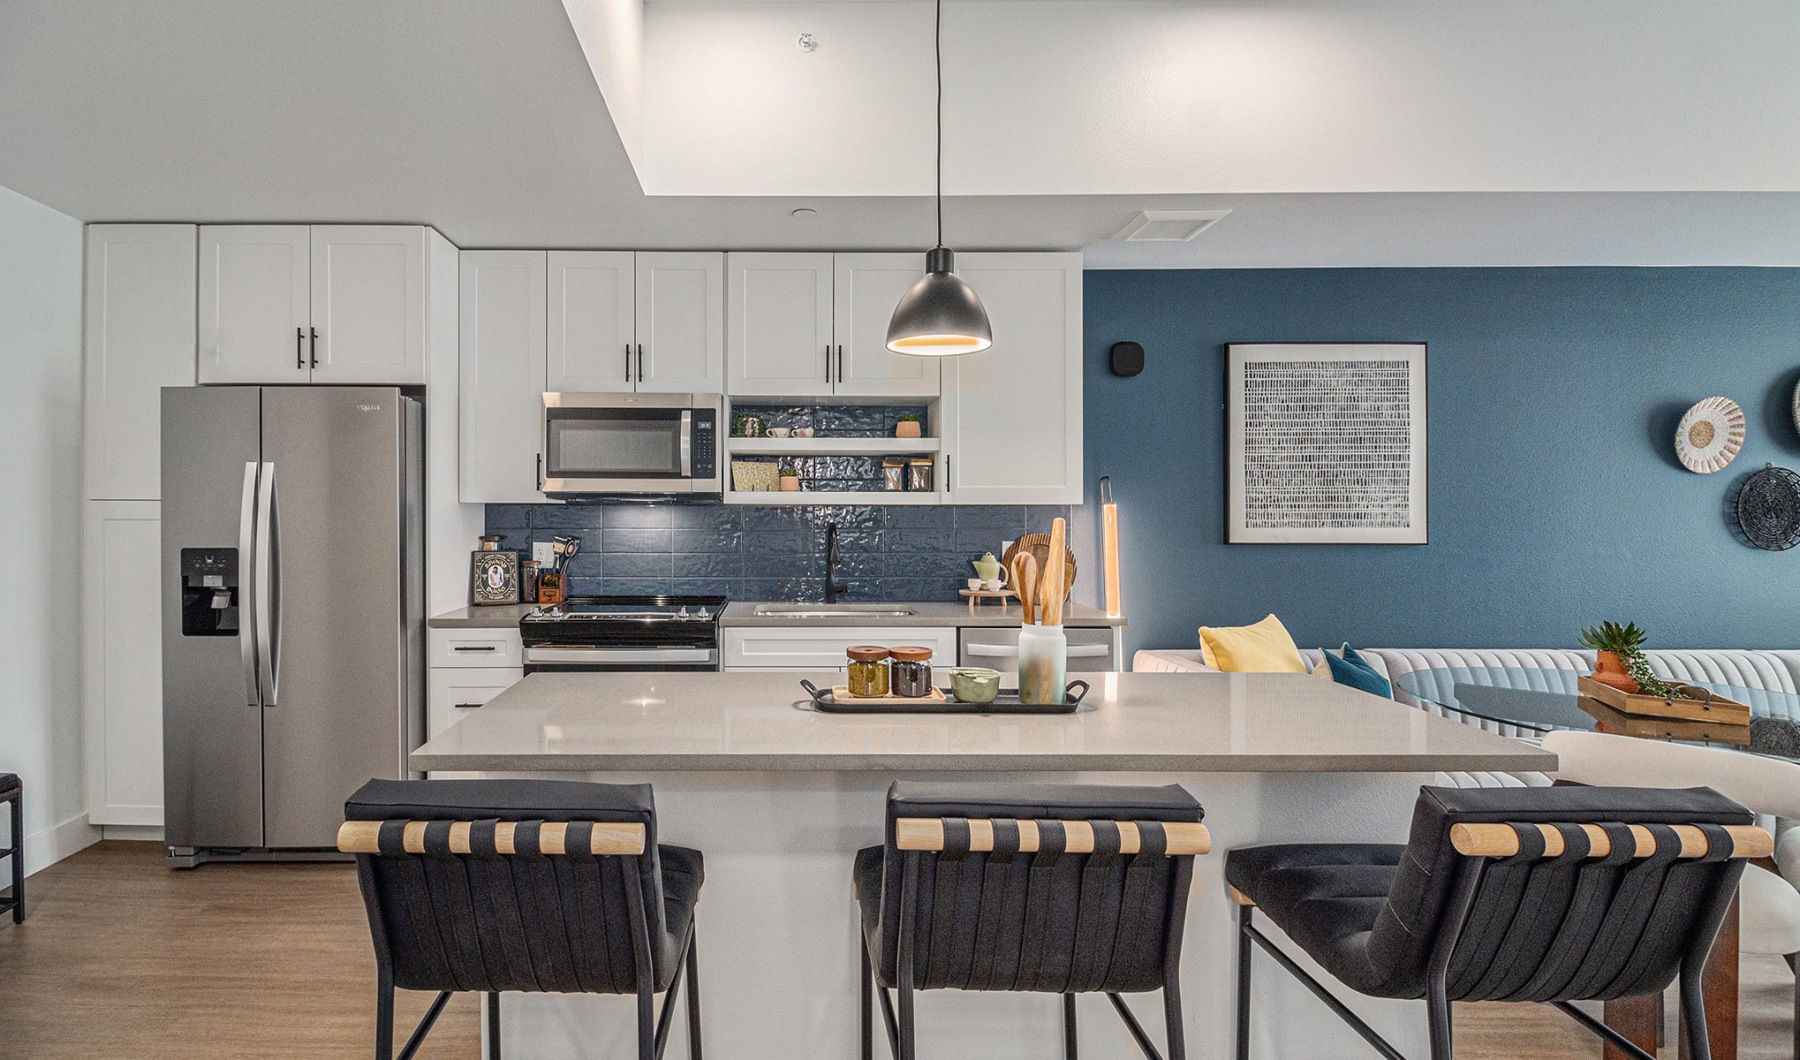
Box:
778, 465, 801, 492
1577, 620, 1677, 696
894, 413, 922, 439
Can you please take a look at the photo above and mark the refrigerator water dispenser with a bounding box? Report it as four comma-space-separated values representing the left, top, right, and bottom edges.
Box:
179, 547, 238, 636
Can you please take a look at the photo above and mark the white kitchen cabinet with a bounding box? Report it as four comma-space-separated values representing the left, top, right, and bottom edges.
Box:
429, 626, 525, 669
727, 252, 940, 399
459, 251, 548, 504
83, 500, 164, 826
727, 252, 835, 397
198, 225, 311, 384
199, 224, 429, 385
307, 226, 427, 385
939, 253, 1084, 505
548, 250, 636, 393
636, 252, 725, 393
833, 253, 940, 398
83, 224, 197, 501
427, 665, 523, 740
723, 626, 958, 671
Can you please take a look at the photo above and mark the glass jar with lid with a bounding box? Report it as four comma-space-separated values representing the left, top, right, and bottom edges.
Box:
889, 645, 935, 698
846, 645, 892, 698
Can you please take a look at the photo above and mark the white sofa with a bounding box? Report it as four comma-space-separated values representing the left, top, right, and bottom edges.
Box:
1134, 645, 1800, 784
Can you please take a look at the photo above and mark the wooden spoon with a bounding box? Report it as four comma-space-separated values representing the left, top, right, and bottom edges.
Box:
1016, 553, 1038, 625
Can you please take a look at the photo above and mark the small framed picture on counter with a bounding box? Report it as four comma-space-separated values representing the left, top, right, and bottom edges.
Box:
470, 546, 520, 606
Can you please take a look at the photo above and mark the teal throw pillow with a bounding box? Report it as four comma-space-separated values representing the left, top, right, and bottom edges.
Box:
1323, 644, 1393, 699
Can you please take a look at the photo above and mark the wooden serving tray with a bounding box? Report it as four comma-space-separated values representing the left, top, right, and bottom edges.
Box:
827, 685, 947, 705
1577, 696, 1751, 746
1576, 676, 1750, 726
802, 679, 1090, 715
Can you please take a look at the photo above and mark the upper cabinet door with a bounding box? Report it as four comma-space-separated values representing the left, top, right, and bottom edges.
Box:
939, 253, 1084, 505
727, 252, 834, 397
84, 225, 198, 501
833, 253, 940, 398
548, 250, 635, 393
460, 251, 549, 504
636, 252, 724, 394
198, 225, 310, 384
308, 226, 427, 385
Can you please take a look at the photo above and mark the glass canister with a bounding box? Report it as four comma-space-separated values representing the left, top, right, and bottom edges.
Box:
907, 458, 934, 492
883, 458, 905, 491
520, 560, 540, 604
890, 645, 934, 697
846, 645, 891, 698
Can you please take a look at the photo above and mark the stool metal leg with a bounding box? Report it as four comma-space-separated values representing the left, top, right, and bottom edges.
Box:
861, 934, 875, 1060
1063, 994, 1078, 1060
488, 992, 502, 1060
1235, 905, 1252, 1060
897, 852, 920, 1060
685, 927, 703, 1060
8, 789, 20, 923
375, 968, 396, 1060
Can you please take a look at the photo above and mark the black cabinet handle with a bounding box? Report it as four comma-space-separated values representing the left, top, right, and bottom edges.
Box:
537, 453, 544, 491
454, 703, 484, 710
296, 327, 304, 370
637, 344, 644, 383
837, 345, 844, 383
624, 344, 632, 381
452, 645, 497, 652
825, 345, 832, 382
309, 327, 318, 368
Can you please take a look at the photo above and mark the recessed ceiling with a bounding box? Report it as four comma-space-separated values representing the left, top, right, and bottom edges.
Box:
0, 0, 1796, 267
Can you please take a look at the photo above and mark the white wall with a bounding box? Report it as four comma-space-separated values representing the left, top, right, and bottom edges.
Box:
0, 183, 96, 872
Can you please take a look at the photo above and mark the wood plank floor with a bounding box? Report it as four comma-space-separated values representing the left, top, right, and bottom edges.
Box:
0, 842, 1792, 1059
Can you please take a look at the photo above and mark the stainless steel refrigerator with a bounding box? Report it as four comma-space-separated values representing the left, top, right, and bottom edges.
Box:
161, 386, 423, 867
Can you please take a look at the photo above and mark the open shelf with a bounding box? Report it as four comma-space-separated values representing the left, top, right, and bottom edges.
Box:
726, 437, 940, 456
724, 490, 942, 506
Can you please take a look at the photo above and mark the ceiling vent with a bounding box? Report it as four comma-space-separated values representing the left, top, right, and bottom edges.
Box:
1111, 209, 1232, 242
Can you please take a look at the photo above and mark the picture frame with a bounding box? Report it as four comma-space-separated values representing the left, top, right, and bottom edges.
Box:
1225, 342, 1428, 545
470, 549, 521, 606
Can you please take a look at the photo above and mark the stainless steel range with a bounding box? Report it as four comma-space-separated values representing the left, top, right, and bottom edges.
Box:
520, 595, 727, 674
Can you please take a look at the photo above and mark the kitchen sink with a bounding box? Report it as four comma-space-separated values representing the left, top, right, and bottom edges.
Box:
752, 604, 919, 619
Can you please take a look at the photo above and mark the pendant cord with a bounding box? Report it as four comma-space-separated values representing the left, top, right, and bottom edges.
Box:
935, 0, 943, 250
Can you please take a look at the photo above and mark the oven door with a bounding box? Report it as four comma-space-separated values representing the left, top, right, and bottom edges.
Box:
522, 644, 721, 674
541, 393, 720, 496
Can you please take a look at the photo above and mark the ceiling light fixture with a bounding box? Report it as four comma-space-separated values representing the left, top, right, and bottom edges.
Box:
885, 0, 990, 357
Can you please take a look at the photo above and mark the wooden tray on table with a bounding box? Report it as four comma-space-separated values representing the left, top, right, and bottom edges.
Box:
1575, 676, 1751, 745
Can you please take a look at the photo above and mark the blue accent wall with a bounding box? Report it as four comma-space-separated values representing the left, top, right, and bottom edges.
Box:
1083, 268, 1800, 655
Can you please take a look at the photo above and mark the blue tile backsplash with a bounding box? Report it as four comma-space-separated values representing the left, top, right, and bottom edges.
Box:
485, 501, 1071, 602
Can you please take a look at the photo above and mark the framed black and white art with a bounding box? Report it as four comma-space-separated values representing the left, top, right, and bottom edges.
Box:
1226, 342, 1428, 545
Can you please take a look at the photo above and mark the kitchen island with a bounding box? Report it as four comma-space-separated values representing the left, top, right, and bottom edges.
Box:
411, 671, 1555, 1060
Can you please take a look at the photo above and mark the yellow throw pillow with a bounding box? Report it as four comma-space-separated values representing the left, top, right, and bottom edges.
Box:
1198, 614, 1307, 673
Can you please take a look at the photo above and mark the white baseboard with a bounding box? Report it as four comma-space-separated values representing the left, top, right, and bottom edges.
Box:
100, 825, 164, 842
25, 812, 101, 876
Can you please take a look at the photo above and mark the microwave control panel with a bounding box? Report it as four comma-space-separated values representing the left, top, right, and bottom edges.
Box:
692, 409, 716, 479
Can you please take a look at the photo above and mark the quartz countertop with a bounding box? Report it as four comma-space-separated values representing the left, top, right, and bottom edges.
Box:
428, 600, 1124, 629
410, 671, 1557, 774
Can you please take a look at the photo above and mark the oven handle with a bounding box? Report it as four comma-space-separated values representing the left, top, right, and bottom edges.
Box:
678, 410, 693, 478
524, 646, 718, 666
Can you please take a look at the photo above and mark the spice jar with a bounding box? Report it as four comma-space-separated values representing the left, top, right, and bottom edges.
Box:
520, 560, 540, 604
907, 458, 933, 492
890, 645, 934, 698
883, 458, 905, 491
846, 645, 891, 698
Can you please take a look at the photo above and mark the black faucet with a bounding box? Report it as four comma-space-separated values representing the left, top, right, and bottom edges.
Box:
824, 521, 848, 604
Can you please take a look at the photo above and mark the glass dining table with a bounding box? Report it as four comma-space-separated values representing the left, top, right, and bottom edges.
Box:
1392, 666, 1800, 758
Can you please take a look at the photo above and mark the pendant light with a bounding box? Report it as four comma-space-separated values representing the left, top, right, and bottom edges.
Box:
886, 0, 992, 356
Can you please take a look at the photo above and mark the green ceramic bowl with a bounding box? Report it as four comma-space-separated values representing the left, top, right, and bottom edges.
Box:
950, 667, 1003, 704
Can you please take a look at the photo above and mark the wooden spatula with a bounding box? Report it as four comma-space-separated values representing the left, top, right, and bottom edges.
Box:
1015, 553, 1038, 625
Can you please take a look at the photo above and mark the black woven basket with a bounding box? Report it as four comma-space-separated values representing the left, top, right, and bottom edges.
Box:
1736, 464, 1800, 551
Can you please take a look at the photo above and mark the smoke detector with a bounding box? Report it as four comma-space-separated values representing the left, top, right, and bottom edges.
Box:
1111, 209, 1232, 242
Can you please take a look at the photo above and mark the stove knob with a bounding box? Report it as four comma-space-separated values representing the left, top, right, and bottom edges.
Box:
678, 606, 690, 618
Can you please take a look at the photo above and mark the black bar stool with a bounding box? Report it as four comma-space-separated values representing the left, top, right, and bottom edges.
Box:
1227, 784, 1767, 1060
0, 772, 20, 924
853, 781, 1209, 1060
339, 778, 704, 1060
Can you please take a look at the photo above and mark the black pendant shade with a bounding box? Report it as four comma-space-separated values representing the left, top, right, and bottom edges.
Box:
887, 0, 990, 357
886, 247, 992, 356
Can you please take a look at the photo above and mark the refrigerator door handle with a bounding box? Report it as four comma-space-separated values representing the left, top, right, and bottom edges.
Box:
255, 461, 280, 706
239, 461, 261, 707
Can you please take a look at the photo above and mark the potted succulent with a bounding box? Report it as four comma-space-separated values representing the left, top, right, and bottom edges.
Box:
894, 413, 923, 439
778, 465, 801, 492
1577, 621, 1677, 697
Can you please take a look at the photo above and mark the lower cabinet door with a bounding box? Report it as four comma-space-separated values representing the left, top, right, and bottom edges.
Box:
427, 666, 523, 741
83, 500, 165, 826
957, 626, 1119, 678
723, 626, 958, 671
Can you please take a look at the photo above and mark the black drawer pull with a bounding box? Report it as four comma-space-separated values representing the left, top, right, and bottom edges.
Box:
454, 702, 484, 709
451, 645, 498, 652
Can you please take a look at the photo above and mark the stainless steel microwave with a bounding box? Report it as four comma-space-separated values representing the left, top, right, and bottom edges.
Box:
540, 393, 722, 497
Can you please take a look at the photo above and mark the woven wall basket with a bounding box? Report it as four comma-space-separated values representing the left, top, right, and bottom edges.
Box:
1675, 396, 1746, 474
